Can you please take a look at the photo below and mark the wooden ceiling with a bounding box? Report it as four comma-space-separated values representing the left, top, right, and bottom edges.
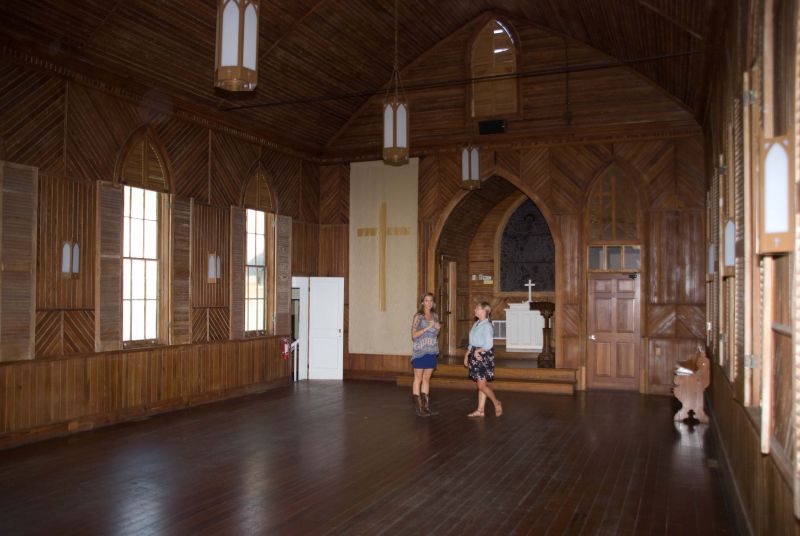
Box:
0, 0, 714, 158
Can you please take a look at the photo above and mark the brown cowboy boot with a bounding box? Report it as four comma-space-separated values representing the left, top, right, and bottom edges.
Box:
412, 394, 428, 417
420, 393, 437, 416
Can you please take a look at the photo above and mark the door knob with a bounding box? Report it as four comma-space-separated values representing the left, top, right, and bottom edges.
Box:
589, 334, 596, 340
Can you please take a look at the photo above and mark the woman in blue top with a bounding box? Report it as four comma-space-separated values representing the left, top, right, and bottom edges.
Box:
463, 301, 502, 417
410, 293, 441, 417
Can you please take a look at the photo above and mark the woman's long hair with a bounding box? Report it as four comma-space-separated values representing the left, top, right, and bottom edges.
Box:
417, 292, 437, 315
477, 301, 492, 320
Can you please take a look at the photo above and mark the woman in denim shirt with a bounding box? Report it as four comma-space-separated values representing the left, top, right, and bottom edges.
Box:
463, 302, 502, 417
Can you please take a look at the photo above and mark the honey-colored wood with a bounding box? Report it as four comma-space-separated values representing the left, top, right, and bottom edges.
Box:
0, 337, 289, 449
0, 161, 38, 362
170, 197, 192, 345
673, 346, 710, 422
274, 214, 291, 335
94, 182, 122, 353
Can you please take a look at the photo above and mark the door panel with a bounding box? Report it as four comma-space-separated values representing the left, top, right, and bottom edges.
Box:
308, 277, 344, 380
588, 273, 641, 390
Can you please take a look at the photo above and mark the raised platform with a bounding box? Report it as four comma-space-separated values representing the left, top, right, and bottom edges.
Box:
396, 362, 577, 396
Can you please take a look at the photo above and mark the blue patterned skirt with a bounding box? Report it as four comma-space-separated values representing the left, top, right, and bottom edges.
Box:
467, 348, 495, 381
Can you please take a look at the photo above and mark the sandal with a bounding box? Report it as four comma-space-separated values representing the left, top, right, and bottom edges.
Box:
494, 400, 503, 417
467, 410, 485, 417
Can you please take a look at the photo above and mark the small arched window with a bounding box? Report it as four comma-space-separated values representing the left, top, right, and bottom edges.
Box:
470, 19, 518, 118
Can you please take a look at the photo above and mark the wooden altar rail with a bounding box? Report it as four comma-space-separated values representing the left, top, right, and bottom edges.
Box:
0, 337, 290, 449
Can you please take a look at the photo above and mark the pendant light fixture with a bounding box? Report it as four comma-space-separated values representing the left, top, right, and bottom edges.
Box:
382, 0, 409, 166
214, 0, 260, 91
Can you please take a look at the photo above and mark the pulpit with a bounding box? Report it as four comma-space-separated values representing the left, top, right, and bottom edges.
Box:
530, 301, 555, 368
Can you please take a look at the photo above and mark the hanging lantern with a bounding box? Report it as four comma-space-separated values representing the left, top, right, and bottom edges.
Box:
382, 0, 409, 166
214, 0, 260, 91
460, 146, 481, 190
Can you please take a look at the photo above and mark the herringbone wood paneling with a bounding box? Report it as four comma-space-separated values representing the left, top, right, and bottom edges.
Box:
37, 176, 95, 310
63, 310, 94, 354
209, 131, 259, 208
549, 145, 610, 214
319, 164, 349, 224
35, 310, 61, 358
560, 303, 581, 338
192, 308, 208, 343
66, 84, 138, 183
262, 150, 302, 218
520, 147, 551, 198
647, 304, 677, 337
152, 117, 208, 201
675, 305, 706, 339
207, 307, 229, 342
0, 64, 65, 176
300, 161, 320, 224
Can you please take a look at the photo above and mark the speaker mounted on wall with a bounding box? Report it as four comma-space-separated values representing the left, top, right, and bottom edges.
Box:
478, 119, 506, 135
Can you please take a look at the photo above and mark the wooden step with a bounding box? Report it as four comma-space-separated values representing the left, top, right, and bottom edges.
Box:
396, 375, 574, 395
434, 363, 577, 383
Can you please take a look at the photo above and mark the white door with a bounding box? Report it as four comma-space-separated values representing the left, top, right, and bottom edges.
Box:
308, 277, 344, 380
291, 276, 310, 381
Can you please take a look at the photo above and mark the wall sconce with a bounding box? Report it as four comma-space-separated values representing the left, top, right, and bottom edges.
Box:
722, 219, 735, 277
208, 253, 222, 283
214, 0, 260, 91
460, 145, 481, 190
707, 243, 716, 278
61, 241, 79, 278
759, 137, 794, 253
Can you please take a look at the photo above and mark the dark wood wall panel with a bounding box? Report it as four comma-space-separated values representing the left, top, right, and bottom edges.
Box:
36, 176, 95, 310
0, 64, 65, 177
262, 150, 302, 218
300, 161, 320, 224
152, 117, 208, 200
66, 84, 138, 183
0, 337, 288, 449
292, 221, 319, 276
647, 210, 706, 305
319, 164, 349, 225
209, 131, 259, 208
327, 19, 697, 158
191, 203, 229, 308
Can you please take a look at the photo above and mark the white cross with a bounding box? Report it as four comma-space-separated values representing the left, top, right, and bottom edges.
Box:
524, 279, 536, 302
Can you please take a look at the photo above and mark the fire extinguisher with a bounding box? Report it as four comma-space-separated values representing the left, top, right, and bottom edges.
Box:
281, 337, 290, 360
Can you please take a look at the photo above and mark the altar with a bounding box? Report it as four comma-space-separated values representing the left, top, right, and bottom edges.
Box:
504, 279, 544, 352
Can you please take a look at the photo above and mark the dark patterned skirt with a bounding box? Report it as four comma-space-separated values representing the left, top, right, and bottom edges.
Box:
467, 348, 495, 382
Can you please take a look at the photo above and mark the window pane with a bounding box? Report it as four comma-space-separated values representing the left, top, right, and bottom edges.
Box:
123, 259, 131, 300
123, 218, 130, 257
131, 218, 144, 258
257, 298, 264, 331
588, 246, 603, 270
607, 246, 622, 270
131, 187, 144, 219
123, 300, 131, 341
132, 299, 145, 340
143, 220, 158, 259
257, 268, 265, 299
132, 260, 145, 299
146, 260, 158, 300
245, 300, 257, 331
247, 233, 256, 265
247, 209, 256, 233
256, 210, 265, 235
255, 234, 265, 266
145, 299, 157, 340
144, 190, 158, 221
624, 246, 641, 270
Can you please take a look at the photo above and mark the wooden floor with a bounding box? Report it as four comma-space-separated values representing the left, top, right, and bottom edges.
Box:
0, 382, 736, 535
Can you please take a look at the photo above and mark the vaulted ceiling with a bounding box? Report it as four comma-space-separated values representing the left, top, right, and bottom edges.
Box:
0, 0, 715, 157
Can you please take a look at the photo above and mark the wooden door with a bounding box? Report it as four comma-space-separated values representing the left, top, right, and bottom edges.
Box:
587, 273, 641, 390
438, 256, 457, 356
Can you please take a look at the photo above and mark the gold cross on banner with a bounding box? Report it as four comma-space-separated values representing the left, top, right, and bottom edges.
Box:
356, 201, 410, 311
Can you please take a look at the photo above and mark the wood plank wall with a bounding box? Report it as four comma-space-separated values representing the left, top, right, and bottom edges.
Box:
0, 337, 289, 449
0, 62, 316, 447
